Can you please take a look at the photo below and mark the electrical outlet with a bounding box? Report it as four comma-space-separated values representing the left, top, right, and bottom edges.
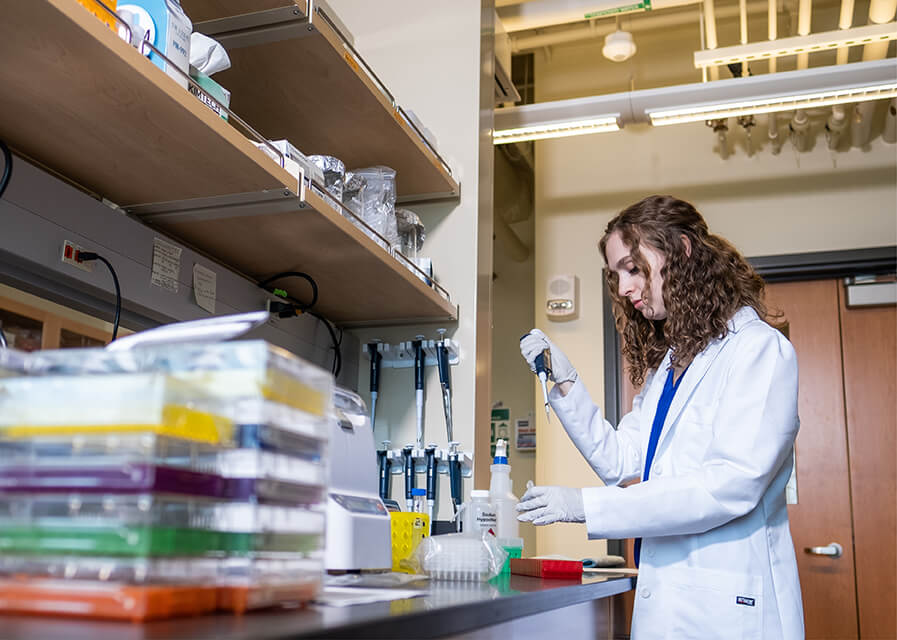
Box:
61, 240, 92, 272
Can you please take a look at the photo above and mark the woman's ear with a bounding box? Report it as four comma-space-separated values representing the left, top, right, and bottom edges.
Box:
681, 234, 692, 257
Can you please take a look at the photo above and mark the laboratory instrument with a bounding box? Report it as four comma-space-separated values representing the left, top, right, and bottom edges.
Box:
448, 442, 463, 512
325, 388, 391, 573
412, 336, 425, 450
424, 444, 437, 533
377, 439, 391, 503
402, 445, 415, 512
367, 341, 382, 429
520, 333, 552, 422
436, 329, 453, 443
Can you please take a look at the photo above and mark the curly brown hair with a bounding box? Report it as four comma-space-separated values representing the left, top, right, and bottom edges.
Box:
598, 195, 770, 387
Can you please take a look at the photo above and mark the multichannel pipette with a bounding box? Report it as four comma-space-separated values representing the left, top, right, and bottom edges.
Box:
521, 334, 552, 422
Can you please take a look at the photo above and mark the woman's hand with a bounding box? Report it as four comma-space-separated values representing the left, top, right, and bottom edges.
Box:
519, 330, 578, 385
516, 485, 586, 525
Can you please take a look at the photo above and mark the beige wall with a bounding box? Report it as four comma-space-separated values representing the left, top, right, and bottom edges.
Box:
492, 147, 537, 554
530, 56, 897, 559
330, 1, 486, 521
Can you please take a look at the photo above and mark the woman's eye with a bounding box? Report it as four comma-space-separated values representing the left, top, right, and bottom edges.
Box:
628, 267, 639, 275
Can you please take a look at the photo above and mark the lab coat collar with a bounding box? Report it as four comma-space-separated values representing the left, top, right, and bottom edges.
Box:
642, 306, 757, 460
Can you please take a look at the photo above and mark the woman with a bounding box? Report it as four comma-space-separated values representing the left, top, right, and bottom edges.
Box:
518, 196, 803, 639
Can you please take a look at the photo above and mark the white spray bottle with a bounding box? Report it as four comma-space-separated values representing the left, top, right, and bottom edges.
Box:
489, 439, 519, 541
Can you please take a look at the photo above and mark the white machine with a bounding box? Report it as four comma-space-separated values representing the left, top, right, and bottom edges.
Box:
325, 388, 392, 572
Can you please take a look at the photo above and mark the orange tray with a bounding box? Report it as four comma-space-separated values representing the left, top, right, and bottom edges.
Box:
0, 578, 217, 622
218, 580, 319, 614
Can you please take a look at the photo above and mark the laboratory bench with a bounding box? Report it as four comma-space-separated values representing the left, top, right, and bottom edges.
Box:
0, 573, 635, 640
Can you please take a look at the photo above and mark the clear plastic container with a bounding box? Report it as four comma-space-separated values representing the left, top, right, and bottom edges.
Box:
351, 166, 397, 248
0, 493, 325, 556
415, 532, 508, 582
0, 373, 234, 444
26, 340, 334, 421
0, 348, 29, 378
395, 208, 425, 262
0, 555, 220, 584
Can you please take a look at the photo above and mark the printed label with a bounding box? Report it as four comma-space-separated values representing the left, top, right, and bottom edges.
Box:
736, 596, 756, 607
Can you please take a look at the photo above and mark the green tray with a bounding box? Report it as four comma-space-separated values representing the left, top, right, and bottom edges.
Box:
0, 526, 322, 557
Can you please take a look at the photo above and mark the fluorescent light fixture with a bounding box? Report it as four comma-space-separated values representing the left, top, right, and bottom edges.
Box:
648, 82, 897, 126
493, 115, 620, 144
493, 59, 897, 137
694, 22, 897, 69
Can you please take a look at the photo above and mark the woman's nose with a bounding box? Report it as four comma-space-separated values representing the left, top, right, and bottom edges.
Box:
618, 275, 634, 297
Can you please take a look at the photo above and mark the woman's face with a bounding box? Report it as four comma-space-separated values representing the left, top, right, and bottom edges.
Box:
605, 230, 668, 320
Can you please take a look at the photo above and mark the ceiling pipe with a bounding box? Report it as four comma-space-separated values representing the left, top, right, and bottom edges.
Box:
853, 0, 897, 146
836, 0, 856, 65
510, 0, 769, 52
768, 0, 778, 72
797, 0, 813, 70
704, 0, 720, 80
883, 98, 897, 143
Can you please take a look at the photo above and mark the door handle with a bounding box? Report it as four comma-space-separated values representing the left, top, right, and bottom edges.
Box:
804, 542, 843, 558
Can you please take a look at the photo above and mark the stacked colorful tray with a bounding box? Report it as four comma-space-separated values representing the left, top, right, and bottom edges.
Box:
0, 341, 332, 621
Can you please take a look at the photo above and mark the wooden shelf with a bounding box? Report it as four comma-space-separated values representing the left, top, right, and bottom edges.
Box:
182, 0, 460, 202
0, 0, 295, 206
2, 1, 457, 326
134, 186, 457, 326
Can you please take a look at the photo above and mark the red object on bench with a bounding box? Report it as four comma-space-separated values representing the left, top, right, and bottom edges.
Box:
510, 558, 583, 579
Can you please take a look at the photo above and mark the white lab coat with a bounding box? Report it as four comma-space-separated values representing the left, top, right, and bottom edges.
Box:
550, 307, 804, 639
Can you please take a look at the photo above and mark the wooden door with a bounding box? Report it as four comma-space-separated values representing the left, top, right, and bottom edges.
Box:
766, 280, 860, 639
839, 294, 896, 639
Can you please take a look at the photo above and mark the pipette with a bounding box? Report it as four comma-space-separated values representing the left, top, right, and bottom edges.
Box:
367, 342, 382, 429
425, 444, 437, 534
412, 336, 425, 449
377, 440, 391, 502
520, 334, 552, 422
436, 329, 453, 444
402, 445, 415, 512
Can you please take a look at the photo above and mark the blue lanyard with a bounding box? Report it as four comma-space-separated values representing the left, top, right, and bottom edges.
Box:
635, 365, 688, 567
643, 366, 687, 482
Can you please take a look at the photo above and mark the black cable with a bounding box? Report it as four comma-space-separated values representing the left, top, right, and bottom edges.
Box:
308, 310, 342, 378
78, 252, 121, 341
259, 271, 341, 378
258, 271, 318, 311
0, 139, 12, 200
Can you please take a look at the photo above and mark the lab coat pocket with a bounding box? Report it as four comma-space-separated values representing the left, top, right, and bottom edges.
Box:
664, 566, 763, 640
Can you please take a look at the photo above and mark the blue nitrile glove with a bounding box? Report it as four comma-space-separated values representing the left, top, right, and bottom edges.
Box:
516, 485, 585, 525
519, 329, 578, 385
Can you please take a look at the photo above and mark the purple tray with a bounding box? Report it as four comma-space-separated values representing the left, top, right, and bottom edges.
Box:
0, 466, 325, 505
0, 465, 228, 498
